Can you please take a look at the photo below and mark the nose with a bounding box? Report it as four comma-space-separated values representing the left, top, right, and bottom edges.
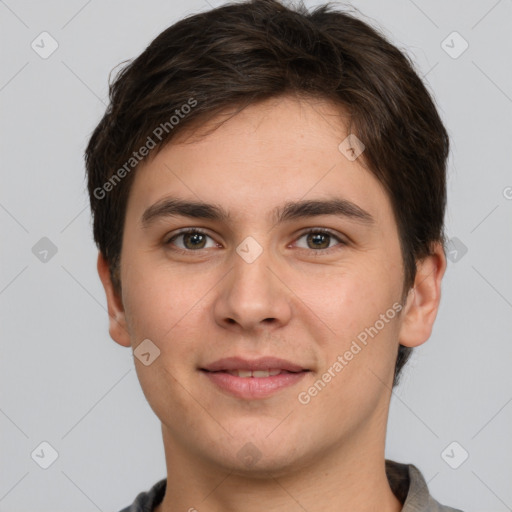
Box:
213, 242, 293, 333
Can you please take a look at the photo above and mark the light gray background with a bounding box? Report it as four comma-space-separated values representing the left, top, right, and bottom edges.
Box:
1, 0, 511, 511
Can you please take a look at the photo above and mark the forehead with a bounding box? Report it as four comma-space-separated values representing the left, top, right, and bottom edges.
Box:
126, 95, 393, 228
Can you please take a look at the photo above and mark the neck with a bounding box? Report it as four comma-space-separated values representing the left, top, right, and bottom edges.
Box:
155, 418, 402, 512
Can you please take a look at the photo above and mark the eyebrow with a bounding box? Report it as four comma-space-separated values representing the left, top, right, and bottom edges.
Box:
141, 196, 375, 229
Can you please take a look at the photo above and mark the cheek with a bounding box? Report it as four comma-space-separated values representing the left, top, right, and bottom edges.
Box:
299, 255, 403, 393
120, 257, 215, 394
121, 254, 197, 339
121, 261, 209, 421
297, 298, 401, 438
300, 257, 402, 336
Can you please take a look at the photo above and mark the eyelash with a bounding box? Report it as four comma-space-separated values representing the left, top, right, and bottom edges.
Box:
164, 228, 346, 256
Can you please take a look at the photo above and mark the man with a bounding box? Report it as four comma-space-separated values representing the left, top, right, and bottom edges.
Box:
85, 0, 462, 510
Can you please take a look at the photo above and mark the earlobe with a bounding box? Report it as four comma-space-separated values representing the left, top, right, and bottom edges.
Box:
97, 252, 131, 347
398, 243, 447, 348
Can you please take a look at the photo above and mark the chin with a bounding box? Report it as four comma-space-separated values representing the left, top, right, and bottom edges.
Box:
225, 451, 304, 479
203, 433, 312, 479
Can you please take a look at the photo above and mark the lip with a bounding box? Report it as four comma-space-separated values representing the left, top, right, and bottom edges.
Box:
200, 357, 309, 400
201, 356, 306, 373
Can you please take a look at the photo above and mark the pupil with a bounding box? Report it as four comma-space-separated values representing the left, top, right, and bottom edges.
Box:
309, 233, 329, 249
185, 233, 205, 249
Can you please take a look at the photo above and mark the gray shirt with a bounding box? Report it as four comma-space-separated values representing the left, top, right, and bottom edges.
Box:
118, 460, 463, 512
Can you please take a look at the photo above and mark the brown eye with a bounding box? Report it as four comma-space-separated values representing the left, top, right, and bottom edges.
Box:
166, 229, 215, 251
295, 229, 345, 252
306, 232, 330, 249
182, 232, 207, 249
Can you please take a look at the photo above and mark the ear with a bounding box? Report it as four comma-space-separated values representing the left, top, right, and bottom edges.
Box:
398, 242, 447, 348
97, 252, 131, 347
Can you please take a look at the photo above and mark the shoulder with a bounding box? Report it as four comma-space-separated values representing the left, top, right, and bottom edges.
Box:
117, 478, 166, 512
386, 459, 464, 512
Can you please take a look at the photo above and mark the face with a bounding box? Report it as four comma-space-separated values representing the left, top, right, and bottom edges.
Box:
99, 95, 444, 476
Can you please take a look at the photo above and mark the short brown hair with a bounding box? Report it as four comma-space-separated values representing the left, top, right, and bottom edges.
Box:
85, 0, 449, 385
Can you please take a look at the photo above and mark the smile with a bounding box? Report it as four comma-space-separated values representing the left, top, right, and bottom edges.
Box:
200, 370, 309, 400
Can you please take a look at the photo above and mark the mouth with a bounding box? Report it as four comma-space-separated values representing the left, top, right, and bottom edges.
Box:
201, 356, 308, 373
217, 369, 295, 378
200, 357, 310, 399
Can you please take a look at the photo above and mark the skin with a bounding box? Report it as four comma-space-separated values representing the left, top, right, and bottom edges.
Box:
98, 95, 446, 512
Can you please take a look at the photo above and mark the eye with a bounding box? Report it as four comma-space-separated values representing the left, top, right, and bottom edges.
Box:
164, 227, 346, 255
165, 228, 218, 252
294, 229, 346, 253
